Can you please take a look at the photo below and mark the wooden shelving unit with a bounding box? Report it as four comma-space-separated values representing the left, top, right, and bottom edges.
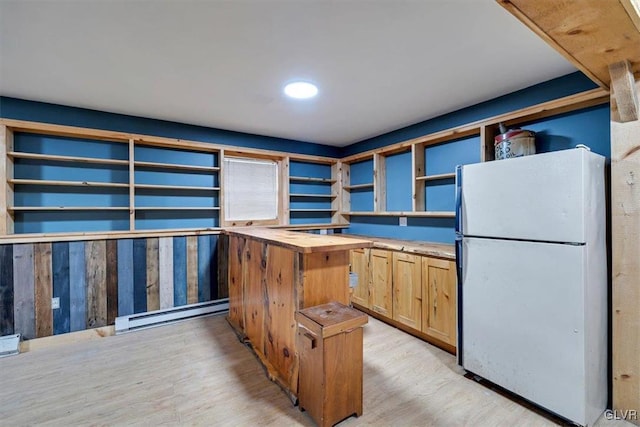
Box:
287, 159, 341, 226
0, 87, 608, 237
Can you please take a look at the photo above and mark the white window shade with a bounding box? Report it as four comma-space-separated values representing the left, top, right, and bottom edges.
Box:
223, 157, 279, 221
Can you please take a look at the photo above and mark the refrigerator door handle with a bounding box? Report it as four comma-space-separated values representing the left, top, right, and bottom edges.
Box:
455, 236, 463, 366
455, 165, 463, 235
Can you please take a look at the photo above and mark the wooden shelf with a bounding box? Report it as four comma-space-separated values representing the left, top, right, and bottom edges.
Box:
135, 206, 220, 211
344, 183, 374, 190
416, 172, 456, 181
343, 211, 455, 218
289, 193, 336, 198
8, 151, 129, 166
134, 160, 220, 172
289, 209, 337, 212
134, 184, 220, 191
289, 176, 335, 183
10, 206, 130, 211
9, 179, 129, 188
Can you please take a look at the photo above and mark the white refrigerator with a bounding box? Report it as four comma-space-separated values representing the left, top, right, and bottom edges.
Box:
455, 147, 607, 426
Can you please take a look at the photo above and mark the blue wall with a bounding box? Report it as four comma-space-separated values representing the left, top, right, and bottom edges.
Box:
342, 72, 610, 244
289, 160, 334, 225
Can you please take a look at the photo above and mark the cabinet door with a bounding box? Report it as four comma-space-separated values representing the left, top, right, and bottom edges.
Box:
422, 257, 456, 346
392, 252, 422, 330
369, 249, 392, 317
350, 248, 370, 308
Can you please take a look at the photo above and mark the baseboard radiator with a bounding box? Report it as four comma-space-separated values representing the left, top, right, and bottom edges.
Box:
0, 334, 21, 358
115, 299, 229, 334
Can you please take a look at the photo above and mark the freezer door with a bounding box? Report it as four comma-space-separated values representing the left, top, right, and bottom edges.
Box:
461, 237, 591, 425
460, 148, 604, 243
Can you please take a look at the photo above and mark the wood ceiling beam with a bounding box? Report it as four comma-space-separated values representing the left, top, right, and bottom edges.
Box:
497, 0, 640, 89
610, 60, 640, 122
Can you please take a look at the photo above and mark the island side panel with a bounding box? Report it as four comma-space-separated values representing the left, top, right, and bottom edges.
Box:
244, 239, 267, 354
227, 235, 246, 334
301, 250, 350, 308
264, 243, 298, 396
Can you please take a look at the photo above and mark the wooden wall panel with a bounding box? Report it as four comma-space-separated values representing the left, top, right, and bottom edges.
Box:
85, 240, 107, 328
209, 234, 219, 300
69, 241, 86, 332
217, 234, 229, 299
265, 244, 297, 394
116, 239, 134, 317
227, 236, 245, 331
2, 233, 222, 339
0, 244, 14, 335
611, 79, 640, 419
146, 238, 160, 312
158, 237, 174, 310
244, 240, 267, 353
132, 239, 147, 314
52, 242, 70, 335
186, 236, 198, 304
172, 236, 187, 307
34, 242, 52, 338
106, 240, 118, 324
12, 243, 35, 339
197, 235, 212, 303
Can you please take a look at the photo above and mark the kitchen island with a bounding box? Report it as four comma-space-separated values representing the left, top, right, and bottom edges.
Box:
223, 228, 372, 401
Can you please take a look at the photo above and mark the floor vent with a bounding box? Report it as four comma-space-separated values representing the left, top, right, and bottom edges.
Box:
0, 334, 21, 358
115, 299, 229, 334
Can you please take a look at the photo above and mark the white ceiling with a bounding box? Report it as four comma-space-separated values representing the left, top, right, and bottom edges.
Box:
0, 0, 577, 147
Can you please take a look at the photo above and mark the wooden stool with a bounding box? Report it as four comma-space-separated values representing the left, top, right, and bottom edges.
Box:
295, 301, 368, 427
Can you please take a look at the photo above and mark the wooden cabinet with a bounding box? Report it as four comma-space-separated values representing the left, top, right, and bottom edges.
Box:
296, 302, 368, 427
392, 252, 422, 331
349, 248, 370, 308
369, 249, 393, 317
349, 241, 456, 353
422, 257, 457, 347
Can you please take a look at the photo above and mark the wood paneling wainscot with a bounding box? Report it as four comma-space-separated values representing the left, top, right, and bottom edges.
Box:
0, 233, 221, 340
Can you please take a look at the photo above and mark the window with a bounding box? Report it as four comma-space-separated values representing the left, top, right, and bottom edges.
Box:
223, 157, 279, 223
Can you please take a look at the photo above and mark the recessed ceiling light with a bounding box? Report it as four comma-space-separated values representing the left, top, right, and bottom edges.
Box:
284, 82, 318, 99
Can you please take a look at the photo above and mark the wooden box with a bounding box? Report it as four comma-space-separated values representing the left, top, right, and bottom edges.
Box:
295, 301, 368, 427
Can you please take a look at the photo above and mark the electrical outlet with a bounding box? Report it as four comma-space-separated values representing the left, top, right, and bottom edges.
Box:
51, 297, 60, 310
399, 216, 408, 227
319, 229, 328, 235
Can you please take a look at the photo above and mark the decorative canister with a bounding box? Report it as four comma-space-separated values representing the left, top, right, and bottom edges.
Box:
494, 127, 536, 160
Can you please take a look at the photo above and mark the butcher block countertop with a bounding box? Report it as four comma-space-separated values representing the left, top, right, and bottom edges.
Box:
342, 234, 455, 260
223, 227, 373, 253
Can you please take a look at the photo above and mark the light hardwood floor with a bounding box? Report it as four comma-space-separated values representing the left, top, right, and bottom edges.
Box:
0, 314, 631, 426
